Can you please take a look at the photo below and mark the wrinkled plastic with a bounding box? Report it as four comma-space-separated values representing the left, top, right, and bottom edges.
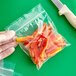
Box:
5, 4, 70, 69
0, 60, 15, 76
0, 60, 22, 76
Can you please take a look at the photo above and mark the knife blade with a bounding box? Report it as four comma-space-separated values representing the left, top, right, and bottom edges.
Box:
51, 0, 63, 10
51, 0, 76, 28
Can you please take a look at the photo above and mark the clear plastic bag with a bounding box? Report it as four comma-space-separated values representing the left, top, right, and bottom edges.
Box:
0, 60, 15, 76
5, 4, 70, 69
0, 60, 22, 76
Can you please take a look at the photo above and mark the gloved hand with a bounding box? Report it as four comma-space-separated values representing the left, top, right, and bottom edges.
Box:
0, 31, 17, 60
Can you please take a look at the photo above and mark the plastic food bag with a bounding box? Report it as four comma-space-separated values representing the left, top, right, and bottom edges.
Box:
0, 60, 15, 76
5, 4, 70, 69
0, 60, 22, 76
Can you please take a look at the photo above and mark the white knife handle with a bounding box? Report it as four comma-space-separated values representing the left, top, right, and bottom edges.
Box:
59, 5, 76, 28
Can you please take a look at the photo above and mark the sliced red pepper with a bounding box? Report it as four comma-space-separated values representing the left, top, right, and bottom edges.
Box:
16, 36, 33, 43
30, 42, 40, 64
42, 23, 48, 37
56, 41, 66, 47
37, 35, 48, 58
44, 38, 58, 59
48, 24, 52, 30
26, 34, 48, 67
42, 23, 47, 32
23, 41, 29, 45
45, 48, 62, 59
16, 23, 66, 68
53, 34, 66, 47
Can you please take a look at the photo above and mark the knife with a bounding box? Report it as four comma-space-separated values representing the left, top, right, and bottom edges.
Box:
51, 0, 76, 28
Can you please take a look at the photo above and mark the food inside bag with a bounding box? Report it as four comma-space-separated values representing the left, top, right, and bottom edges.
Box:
16, 23, 66, 68
5, 4, 70, 69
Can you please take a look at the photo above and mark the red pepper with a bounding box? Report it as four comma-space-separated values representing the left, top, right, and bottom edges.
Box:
29, 34, 48, 66
16, 36, 33, 43
16, 22, 66, 68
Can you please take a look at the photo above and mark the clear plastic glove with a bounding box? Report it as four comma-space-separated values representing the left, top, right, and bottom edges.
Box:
0, 31, 17, 60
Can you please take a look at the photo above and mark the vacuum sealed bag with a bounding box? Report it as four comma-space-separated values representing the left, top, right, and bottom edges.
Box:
5, 4, 70, 69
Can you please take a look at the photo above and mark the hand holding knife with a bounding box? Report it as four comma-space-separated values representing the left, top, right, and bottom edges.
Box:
51, 0, 76, 28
